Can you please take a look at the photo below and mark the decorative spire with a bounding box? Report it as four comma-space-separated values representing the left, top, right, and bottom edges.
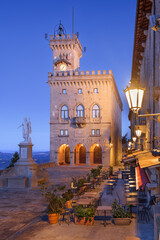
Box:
54, 21, 66, 38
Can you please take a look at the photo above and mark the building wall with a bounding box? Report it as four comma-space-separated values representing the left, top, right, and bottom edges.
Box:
48, 70, 122, 167
138, 0, 160, 150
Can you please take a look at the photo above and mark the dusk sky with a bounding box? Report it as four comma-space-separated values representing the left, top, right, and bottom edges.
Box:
0, 0, 136, 152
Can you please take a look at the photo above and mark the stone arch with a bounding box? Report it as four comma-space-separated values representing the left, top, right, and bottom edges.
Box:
58, 144, 70, 165
89, 144, 102, 165
73, 144, 86, 165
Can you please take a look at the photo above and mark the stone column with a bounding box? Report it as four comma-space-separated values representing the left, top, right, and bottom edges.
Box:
86, 152, 90, 166
70, 152, 74, 166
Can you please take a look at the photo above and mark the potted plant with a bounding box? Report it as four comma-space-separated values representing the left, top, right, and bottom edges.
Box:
74, 205, 95, 225
108, 166, 113, 177
62, 189, 74, 208
41, 185, 66, 224
112, 199, 132, 225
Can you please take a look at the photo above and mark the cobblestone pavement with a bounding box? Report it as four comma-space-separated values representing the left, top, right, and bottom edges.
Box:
0, 167, 89, 240
0, 167, 154, 240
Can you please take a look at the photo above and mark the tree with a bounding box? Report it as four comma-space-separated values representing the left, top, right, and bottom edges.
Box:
6, 152, 19, 168
122, 133, 128, 144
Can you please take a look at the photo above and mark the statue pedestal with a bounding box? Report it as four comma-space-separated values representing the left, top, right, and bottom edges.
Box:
0, 141, 50, 189
14, 142, 38, 188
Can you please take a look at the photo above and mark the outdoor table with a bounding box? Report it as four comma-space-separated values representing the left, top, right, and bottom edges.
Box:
129, 180, 136, 183
75, 198, 94, 206
106, 183, 114, 194
83, 182, 92, 190
126, 197, 138, 206
128, 192, 138, 197
96, 206, 112, 227
83, 192, 97, 196
80, 193, 97, 199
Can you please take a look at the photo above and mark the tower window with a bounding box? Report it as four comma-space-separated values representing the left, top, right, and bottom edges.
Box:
78, 88, 82, 94
60, 130, 64, 136
92, 129, 95, 135
76, 104, 84, 117
92, 104, 100, 118
65, 130, 68, 136
60, 129, 68, 136
61, 105, 69, 119
94, 88, 98, 93
96, 129, 100, 135
62, 89, 67, 94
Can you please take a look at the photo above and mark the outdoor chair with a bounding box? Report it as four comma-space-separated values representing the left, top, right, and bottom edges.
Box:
59, 208, 74, 225
138, 204, 151, 223
106, 185, 113, 195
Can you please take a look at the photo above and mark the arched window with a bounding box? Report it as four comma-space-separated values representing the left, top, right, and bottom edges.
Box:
76, 104, 84, 117
92, 104, 100, 118
61, 105, 69, 119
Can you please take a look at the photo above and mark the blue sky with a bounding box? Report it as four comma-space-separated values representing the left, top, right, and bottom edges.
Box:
0, 0, 136, 151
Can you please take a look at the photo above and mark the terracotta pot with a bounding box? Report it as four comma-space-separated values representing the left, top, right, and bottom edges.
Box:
75, 216, 94, 225
47, 213, 59, 224
65, 200, 72, 208
113, 218, 131, 225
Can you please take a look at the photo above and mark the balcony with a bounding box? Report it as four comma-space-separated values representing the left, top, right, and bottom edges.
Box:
72, 117, 86, 128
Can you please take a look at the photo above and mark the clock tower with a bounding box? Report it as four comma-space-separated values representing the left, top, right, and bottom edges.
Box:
49, 23, 83, 73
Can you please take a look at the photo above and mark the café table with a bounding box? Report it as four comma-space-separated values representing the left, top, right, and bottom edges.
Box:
75, 198, 94, 207
128, 192, 138, 197
96, 205, 112, 227
106, 183, 114, 194
83, 182, 92, 190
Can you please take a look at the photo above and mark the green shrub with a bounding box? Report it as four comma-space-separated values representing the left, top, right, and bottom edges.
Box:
74, 205, 95, 222
112, 199, 132, 218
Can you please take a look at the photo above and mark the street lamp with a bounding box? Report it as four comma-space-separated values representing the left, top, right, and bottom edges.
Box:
132, 137, 137, 142
135, 128, 142, 137
124, 81, 145, 114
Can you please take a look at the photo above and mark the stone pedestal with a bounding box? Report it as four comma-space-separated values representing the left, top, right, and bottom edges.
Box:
0, 141, 49, 188
14, 142, 38, 188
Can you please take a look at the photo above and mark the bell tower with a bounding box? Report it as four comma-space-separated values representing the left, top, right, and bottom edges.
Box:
49, 22, 83, 73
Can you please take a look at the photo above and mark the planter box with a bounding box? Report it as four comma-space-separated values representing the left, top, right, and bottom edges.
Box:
75, 216, 94, 225
113, 218, 131, 225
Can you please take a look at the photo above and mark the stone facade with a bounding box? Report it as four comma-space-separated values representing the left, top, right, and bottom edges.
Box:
48, 32, 122, 167
131, 0, 160, 150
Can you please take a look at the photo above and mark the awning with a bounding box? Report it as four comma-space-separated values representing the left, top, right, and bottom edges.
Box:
137, 152, 160, 169
122, 150, 146, 165
135, 166, 150, 190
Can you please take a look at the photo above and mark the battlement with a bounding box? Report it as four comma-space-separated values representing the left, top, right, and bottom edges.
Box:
49, 33, 82, 52
48, 70, 113, 77
50, 33, 78, 41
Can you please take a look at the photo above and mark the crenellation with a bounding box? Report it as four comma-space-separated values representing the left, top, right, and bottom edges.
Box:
56, 35, 59, 39
86, 71, 90, 75
61, 34, 65, 39
108, 70, 113, 75
67, 34, 70, 39
103, 70, 106, 74
75, 71, 79, 76
92, 70, 95, 75
97, 70, 101, 75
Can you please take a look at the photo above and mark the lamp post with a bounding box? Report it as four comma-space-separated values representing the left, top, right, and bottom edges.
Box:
124, 81, 145, 115
135, 128, 142, 150
124, 80, 160, 150
132, 136, 137, 149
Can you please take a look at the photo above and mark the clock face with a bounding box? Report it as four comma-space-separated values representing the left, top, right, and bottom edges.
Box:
60, 63, 67, 71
